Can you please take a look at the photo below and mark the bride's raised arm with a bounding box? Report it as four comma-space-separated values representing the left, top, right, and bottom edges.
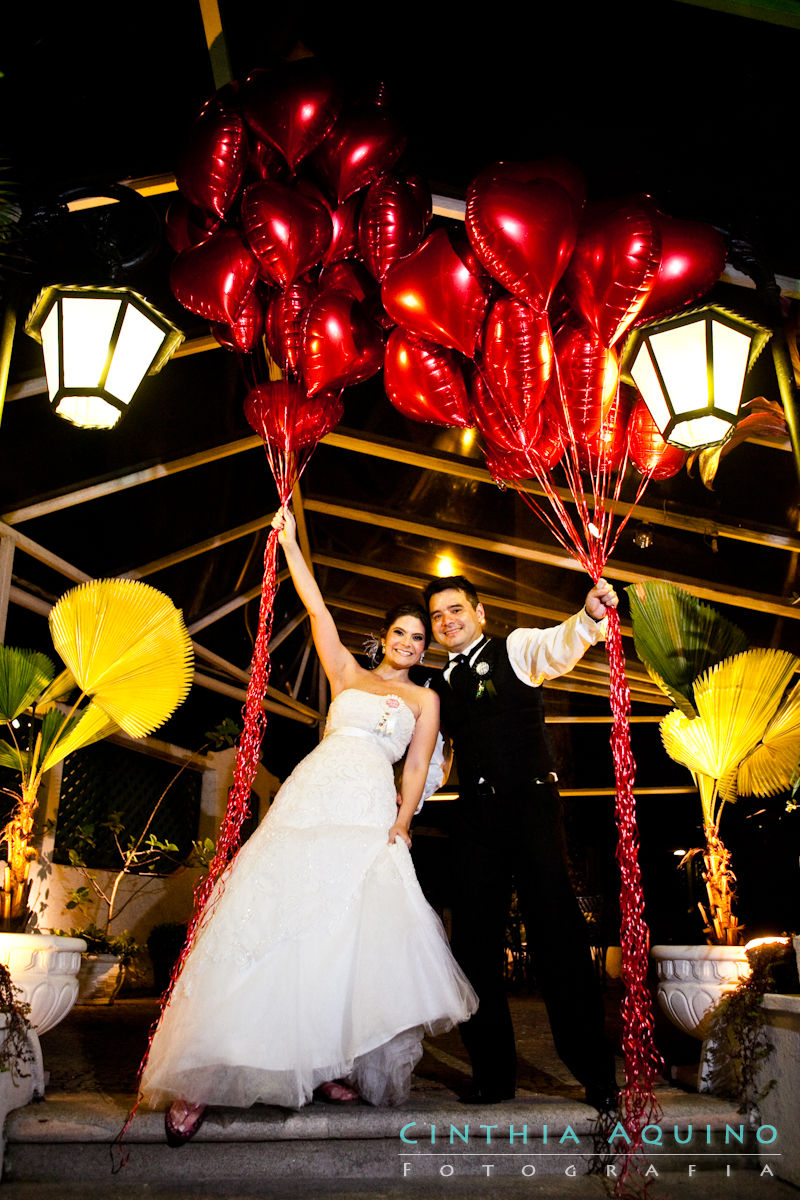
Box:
272, 506, 355, 691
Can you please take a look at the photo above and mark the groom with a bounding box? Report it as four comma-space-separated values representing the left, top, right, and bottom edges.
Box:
424, 574, 619, 1110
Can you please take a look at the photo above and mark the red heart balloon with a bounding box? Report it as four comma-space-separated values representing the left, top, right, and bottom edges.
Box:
248, 138, 288, 182
170, 228, 260, 325
241, 63, 343, 172
534, 400, 567, 469
318, 260, 377, 303
359, 174, 431, 282
313, 104, 407, 203
575, 387, 631, 474
474, 159, 586, 212
565, 196, 661, 347
483, 440, 537, 483
322, 193, 363, 266
302, 290, 385, 397
627, 394, 687, 479
244, 381, 343, 452
241, 181, 332, 288
212, 288, 265, 353
177, 93, 249, 219
381, 229, 489, 358
164, 196, 221, 253
469, 365, 544, 453
481, 297, 553, 429
264, 280, 316, 375
635, 214, 727, 325
384, 327, 471, 427
554, 318, 620, 441
466, 166, 578, 311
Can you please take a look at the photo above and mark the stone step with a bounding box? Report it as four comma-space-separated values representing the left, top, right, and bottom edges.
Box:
4, 1089, 768, 1184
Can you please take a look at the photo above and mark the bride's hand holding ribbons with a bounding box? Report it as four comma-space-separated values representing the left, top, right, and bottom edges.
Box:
271, 505, 296, 547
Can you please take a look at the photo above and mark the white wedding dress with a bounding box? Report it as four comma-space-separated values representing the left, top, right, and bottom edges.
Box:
140, 688, 477, 1110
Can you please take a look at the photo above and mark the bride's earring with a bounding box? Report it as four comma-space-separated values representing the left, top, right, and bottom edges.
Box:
420, 652, 425, 663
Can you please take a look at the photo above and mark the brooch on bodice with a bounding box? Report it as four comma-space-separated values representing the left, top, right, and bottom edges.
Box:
375, 694, 402, 734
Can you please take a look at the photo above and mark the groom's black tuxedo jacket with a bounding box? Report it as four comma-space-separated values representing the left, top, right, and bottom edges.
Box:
427, 637, 555, 797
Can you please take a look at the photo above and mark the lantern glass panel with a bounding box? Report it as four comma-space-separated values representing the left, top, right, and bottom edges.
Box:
55, 395, 120, 430
40, 305, 61, 401
61, 296, 121, 388
711, 320, 750, 417
105, 303, 166, 404
672, 414, 731, 450
651, 322, 709, 417
630, 344, 671, 435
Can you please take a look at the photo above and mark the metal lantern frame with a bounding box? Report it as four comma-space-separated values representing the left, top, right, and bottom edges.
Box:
621, 303, 772, 451
25, 283, 184, 430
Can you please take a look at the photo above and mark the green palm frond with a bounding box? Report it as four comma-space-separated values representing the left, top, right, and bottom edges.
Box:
626, 582, 749, 716
0, 647, 56, 722
0, 737, 24, 774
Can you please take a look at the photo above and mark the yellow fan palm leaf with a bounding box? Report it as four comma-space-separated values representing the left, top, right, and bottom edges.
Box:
48, 579, 194, 737
40, 702, 120, 773
733, 677, 800, 799
661, 648, 798, 787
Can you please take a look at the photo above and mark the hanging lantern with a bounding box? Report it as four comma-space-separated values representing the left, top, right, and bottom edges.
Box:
621, 305, 771, 451
25, 285, 184, 429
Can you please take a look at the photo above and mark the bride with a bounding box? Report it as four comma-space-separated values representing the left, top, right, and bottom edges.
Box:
141, 506, 478, 1143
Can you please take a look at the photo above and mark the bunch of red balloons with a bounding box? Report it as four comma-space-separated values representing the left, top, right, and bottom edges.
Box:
381, 159, 727, 486
167, 59, 432, 472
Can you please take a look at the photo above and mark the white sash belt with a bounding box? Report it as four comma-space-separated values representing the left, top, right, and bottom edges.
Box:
327, 726, 375, 742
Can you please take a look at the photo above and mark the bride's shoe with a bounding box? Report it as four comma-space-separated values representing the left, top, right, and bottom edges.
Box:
165, 1099, 207, 1146
314, 1080, 359, 1103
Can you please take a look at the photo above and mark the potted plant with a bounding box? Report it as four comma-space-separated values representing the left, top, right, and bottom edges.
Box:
0, 577, 194, 1028
626, 581, 800, 1037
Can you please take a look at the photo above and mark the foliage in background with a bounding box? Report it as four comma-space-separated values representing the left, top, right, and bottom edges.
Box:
627, 581, 800, 944
703, 942, 788, 1120
0, 579, 194, 930
0, 963, 33, 1080
52, 718, 236, 952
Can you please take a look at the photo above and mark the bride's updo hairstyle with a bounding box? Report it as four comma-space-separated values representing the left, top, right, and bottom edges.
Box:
363, 603, 431, 664
382, 602, 432, 647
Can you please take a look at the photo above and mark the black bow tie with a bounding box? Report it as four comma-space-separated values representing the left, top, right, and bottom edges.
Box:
448, 652, 474, 697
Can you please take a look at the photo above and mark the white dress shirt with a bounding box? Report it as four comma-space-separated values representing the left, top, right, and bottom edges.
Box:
445, 608, 606, 688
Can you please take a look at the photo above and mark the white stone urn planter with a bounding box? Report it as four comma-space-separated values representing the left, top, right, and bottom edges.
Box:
0, 932, 86, 1035
651, 943, 750, 1039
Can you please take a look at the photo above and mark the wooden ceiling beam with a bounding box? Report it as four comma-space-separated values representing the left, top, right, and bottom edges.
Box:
1, 436, 262, 527
304, 497, 800, 622
6, 426, 797, 560
2, 416, 796, 563
312, 552, 636, 636
322, 430, 800, 553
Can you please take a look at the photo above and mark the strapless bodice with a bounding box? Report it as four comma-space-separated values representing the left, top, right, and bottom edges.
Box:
324, 688, 415, 763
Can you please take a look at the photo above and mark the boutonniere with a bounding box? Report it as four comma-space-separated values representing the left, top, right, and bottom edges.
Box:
474, 660, 496, 700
